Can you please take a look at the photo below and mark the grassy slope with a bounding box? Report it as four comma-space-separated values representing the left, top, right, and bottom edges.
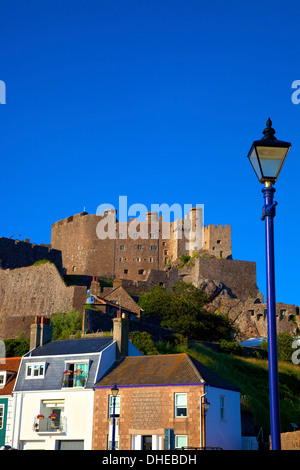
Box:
187, 342, 300, 436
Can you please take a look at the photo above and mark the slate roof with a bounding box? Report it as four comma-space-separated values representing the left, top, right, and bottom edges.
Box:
14, 337, 114, 392
26, 336, 113, 357
94, 353, 240, 392
0, 357, 22, 395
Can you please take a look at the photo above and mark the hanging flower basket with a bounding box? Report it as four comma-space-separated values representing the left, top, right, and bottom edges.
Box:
37, 414, 44, 419
75, 369, 83, 375
63, 370, 72, 375
48, 413, 57, 420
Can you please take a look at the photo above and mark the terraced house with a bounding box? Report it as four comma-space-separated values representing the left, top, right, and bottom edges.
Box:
11, 315, 141, 450
92, 353, 242, 450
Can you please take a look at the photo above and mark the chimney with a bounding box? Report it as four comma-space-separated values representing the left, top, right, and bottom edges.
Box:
30, 316, 53, 350
113, 311, 129, 360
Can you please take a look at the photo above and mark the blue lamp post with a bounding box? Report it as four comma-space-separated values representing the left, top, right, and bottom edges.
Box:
247, 118, 291, 450
111, 383, 119, 451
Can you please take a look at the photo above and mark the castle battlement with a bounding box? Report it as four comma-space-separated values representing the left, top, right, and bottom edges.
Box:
50, 210, 232, 280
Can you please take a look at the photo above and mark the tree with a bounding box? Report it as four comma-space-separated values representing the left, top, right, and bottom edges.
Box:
51, 309, 83, 340
4, 333, 30, 357
139, 281, 233, 341
130, 331, 159, 355
261, 332, 295, 362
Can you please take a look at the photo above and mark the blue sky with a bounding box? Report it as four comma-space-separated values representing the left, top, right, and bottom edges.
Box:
0, 0, 299, 306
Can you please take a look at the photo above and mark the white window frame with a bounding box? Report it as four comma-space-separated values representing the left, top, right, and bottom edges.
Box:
108, 394, 120, 418
0, 404, 4, 430
26, 362, 46, 379
175, 435, 187, 449
0, 371, 6, 388
174, 393, 187, 417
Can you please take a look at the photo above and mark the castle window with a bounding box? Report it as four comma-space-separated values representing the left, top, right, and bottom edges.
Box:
119, 257, 123, 262
119, 233, 124, 239
124, 269, 128, 274
149, 257, 153, 262
133, 233, 138, 239
138, 269, 144, 275
164, 250, 168, 255
217, 240, 221, 244
138, 245, 143, 250
136, 257, 141, 262
164, 258, 168, 265
150, 245, 157, 251
162, 242, 166, 246
120, 245, 125, 251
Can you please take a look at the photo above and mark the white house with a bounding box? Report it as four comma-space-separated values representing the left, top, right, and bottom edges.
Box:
11, 314, 141, 450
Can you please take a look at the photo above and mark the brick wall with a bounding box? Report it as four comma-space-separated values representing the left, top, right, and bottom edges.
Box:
92, 384, 205, 450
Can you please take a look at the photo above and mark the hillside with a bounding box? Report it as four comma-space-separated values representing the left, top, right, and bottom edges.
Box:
187, 341, 300, 437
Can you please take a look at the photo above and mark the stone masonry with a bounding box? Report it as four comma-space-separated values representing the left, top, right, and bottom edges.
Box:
0, 263, 86, 340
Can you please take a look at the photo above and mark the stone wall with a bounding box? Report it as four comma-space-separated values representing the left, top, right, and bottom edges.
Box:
92, 384, 205, 450
177, 257, 258, 300
279, 431, 300, 450
51, 211, 232, 281
0, 237, 63, 272
0, 263, 86, 340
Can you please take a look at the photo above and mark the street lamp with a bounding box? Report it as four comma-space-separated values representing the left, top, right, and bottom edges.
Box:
111, 383, 119, 451
247, 118, 291, 450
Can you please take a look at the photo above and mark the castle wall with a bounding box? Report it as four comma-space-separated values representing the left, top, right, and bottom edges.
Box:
177, 256, 257, 300
0, 237, 63, 272
203, 225, 232, 259
50, 210, 232, 282
0, 263, 86, 340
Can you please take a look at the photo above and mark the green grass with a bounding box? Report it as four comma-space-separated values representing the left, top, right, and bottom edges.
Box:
187, 341, 300, 436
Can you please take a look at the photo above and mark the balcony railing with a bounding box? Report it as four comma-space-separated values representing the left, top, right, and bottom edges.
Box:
33, 416, 66, 433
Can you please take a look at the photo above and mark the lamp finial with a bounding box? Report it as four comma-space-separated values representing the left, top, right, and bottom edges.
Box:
262, 117, 276, 140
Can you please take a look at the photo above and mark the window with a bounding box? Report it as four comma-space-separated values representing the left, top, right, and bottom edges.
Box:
62, 362, 88, 388
119, 233, 124, 239
120, 245, 125, 251
136, 257, 141, 262
109, 394, 120, 418
26, 363, 45, 379
220, 396, 225, 420
0, 404, 4, 429
119, 257, 123, 262
0, 372, 6, 388
107, 435, 119, 450
175, 393, 187, 417
124, 269, 128, 274
175, 435, 187, 449
150, 245, 157, 251
137, 245, 143, 250
138, 269, 144, 275
149, 257, 153, 263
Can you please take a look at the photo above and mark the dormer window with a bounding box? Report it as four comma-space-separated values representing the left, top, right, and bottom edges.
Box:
26, 362, 46, 379
62, 362, 89, 388
0, 372, 6, 388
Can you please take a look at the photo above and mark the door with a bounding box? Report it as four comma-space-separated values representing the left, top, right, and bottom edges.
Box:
142, 435, 152, 450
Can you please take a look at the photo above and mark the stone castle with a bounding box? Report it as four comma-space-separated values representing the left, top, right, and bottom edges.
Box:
0, 207, 299, 342
50, 207, 232, 280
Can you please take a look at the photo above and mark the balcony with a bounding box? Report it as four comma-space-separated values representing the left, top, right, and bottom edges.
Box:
62, 368, 88, 388
33, 415, 66, 434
